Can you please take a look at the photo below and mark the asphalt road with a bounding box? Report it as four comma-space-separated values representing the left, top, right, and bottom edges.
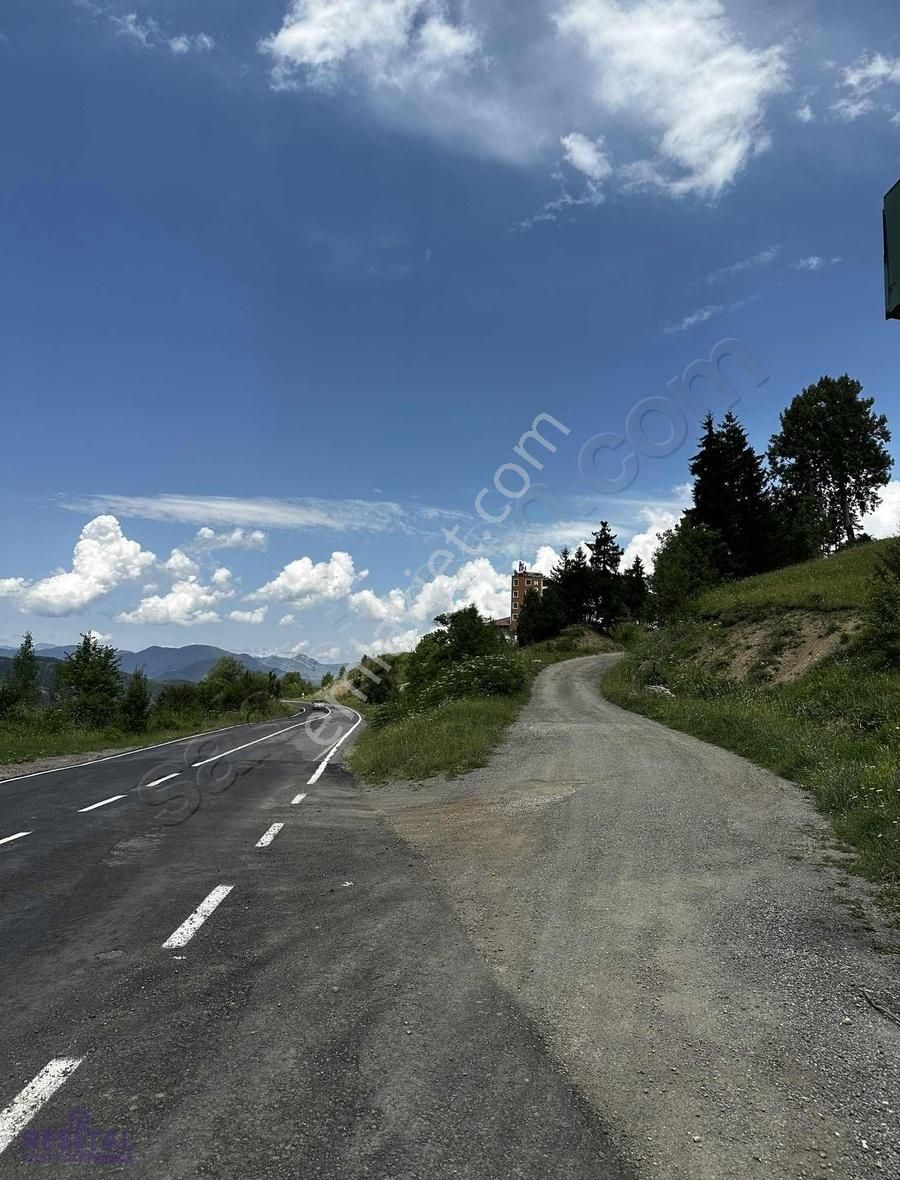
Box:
0, 704, 631, 1178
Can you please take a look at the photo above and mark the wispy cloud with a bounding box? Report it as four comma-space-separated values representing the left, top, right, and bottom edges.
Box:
82, 4, 214, 56
62, 493, 465, 535
663, 295, 759, 335
703, 246, 780, 285
792, 255, 842, 272
832, 53, 900, 123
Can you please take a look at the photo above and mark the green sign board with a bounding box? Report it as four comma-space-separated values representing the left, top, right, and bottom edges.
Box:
885, 179, 900, 320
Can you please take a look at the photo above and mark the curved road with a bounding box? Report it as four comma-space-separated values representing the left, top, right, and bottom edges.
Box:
383, 655, 900, 1180
0, 702, 630, 1178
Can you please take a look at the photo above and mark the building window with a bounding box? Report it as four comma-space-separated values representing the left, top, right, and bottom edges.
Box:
512, 590, 518, 597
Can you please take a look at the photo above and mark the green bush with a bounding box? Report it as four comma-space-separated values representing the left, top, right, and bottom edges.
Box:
862, 537, 900, 665
415, 651, 527, 709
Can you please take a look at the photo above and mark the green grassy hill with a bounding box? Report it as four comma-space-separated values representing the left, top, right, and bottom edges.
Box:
693, 538, 890, 619
604, 539, 900, 909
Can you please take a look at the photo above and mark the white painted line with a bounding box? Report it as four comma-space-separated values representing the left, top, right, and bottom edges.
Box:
0, 832, 31, 846
77, 794, 126, 813
0, 713, 306, 786
190, 722, 307, 768
0, 1057, 83, 1156
143, 772, 181, 790
291, 792, 307, 805
131, 771, 181, 794
255, 823, 284, 848
162, 885, 233, 949
306, 707, 363, 786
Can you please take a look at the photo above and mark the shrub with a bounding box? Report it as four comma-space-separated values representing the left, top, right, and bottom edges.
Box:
862, 537, 900, 665
415, 651, 528, 709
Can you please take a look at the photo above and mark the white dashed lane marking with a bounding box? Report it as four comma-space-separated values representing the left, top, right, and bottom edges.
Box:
162, 885, 233, 949
141, 773, 181, 790
77, 795, 126, 813
0, 832, 31, 846
255, 823, 284, 848
0, 1057, 83, 1155
290, 793, 307, 805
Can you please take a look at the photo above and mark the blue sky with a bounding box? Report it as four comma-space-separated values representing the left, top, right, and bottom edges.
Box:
1, 0, 899, 662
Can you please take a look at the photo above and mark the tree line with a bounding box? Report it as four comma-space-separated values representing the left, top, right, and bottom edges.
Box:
0, 632, 313, 734
517, 373, 893, 639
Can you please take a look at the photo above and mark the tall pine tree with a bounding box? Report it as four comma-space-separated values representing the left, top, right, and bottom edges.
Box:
622, 556, 649, 621
9, 631, 41, 711
688, 412, 774, 576
585, 521, 624, 630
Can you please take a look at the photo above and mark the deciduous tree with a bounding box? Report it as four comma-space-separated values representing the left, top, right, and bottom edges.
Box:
769, 375, 892, 549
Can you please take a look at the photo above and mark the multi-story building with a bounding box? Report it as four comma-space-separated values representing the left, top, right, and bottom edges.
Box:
510, 562, 544, 633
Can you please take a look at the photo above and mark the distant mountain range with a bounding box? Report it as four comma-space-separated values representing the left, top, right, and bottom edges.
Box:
0, 643, 344, 686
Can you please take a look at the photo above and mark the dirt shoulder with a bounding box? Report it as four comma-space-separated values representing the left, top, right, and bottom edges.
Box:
362, 655, 900, 1180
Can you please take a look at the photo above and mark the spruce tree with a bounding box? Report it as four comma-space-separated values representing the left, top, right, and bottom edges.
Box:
585, 521, 624, 630
688, 412, 773, 576
622, 556, 650, 621
9, 631, 41, 711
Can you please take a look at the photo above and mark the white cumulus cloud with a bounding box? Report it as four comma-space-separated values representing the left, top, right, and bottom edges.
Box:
0, 577, 28, 598
250, 551, 363, 607
862, 482, 900, 539
161, 548, 200, 579
118, 574, 234, 626
349, 557, 511, 627
229, 607, 268, 625
18, 516, 156, 617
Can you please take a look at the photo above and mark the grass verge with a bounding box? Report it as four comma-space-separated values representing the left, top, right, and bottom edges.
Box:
602, 624, 900, 908
0, 701, 295, 767
348, 695, 525, 782
349, 629, 618, 784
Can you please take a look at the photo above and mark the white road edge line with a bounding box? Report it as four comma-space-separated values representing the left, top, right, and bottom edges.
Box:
0, 711, 306, 787
162, 885, 233, 949
190, 722, 307, 768
0, 1057, 83, 1155
291, 792, 307, 805
255, 823, 284, 848
77, 794, 127, 813
0, 832, 31, 846
306, 708, 363, 787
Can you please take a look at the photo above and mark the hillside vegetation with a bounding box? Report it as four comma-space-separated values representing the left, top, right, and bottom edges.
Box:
692, 539, 888, 619
348, 621, 616, 783
603, 539, 900, 906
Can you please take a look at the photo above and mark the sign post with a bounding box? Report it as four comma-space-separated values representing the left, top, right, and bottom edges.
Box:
885, 179, 900, 320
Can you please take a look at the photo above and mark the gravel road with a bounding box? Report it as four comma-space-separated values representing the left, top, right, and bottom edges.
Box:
374, 655, 900, 1179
